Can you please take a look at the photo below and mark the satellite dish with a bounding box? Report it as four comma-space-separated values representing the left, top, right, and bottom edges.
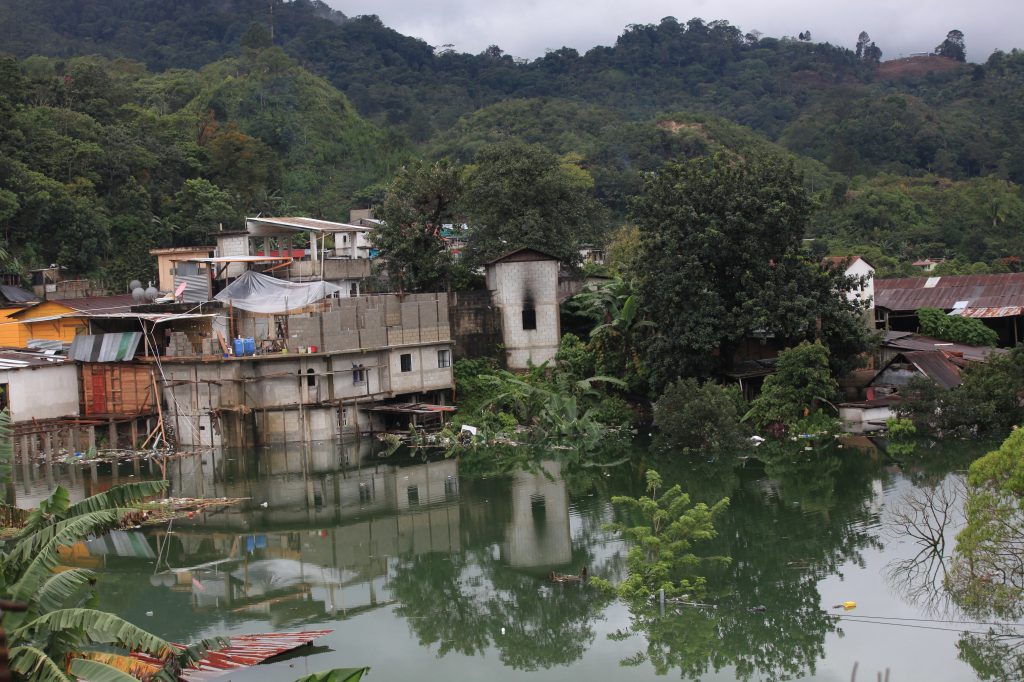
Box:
145, 286, 159, 301
132, 287, 146, 302
129, 279, 142, 292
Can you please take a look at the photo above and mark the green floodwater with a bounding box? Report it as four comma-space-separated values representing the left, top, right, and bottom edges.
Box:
18, 436, 1011, 681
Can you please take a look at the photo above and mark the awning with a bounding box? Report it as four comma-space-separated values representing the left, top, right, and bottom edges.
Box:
69, 332, 142, 362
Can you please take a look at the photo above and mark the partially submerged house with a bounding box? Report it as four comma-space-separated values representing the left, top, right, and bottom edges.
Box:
875, 273, 1024, 345
825, 255, 875, 326
485, 248, 562, 370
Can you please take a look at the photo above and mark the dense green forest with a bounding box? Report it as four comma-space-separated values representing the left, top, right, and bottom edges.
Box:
0, 0, 1023, 284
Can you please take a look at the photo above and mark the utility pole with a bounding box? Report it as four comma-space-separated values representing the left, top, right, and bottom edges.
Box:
268, 0, 275, 42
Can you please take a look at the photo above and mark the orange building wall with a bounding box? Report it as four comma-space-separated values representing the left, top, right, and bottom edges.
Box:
0, 308, 29, 347
8, 301, 89, 343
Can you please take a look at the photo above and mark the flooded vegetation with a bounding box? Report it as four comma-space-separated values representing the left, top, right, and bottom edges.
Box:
15, 435, 1011, 681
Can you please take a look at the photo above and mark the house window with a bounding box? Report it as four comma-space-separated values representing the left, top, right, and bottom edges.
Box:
342, 408, 349, 426
522, 308, 537, 330
437, 349, 451, 368
306, 368, 316, 387
407, 485, 420, 506
400, 353, 412, 372
353, 365, 366, 384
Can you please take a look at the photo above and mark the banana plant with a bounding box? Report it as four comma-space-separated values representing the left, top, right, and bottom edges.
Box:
0, 480, 220, 681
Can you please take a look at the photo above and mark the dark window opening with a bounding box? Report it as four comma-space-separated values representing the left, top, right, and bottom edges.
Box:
400, 353, 412, 372
437, 349, 451, 368
353, 365, 366, 384
407, 485, 420, 506
522, 308, 537, 330
306, 368, 316, 387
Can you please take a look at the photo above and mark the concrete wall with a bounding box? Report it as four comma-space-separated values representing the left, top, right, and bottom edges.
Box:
448, 290, 503, 362
216, 234, 250, 278
0, 364, 79, 421
387, 345, 454, 395
486, 259, 561, 369
502, 460, 571, 568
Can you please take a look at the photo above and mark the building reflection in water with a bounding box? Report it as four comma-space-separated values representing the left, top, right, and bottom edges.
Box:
56, 440, 576, 630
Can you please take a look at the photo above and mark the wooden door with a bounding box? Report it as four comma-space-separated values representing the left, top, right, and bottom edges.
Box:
90, 368, 107, 415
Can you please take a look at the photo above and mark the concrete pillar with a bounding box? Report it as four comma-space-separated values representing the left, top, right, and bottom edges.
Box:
130, 420, 139, 449
87, 426, 96, 451
108, 421, 117, 450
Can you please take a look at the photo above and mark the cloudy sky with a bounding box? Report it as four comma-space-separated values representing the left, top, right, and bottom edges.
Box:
328, 0, 1021, 63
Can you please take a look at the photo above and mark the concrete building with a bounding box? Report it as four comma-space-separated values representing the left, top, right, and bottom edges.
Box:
485, 248, 561, 370
0, 350, 79, 422
158, 293, 454, 447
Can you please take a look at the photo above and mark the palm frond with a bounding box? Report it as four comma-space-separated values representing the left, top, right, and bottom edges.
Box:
64, 480, 167, 518
0, 408, 12, 488
6, 510, 125, 624
14, 608, 176, 660
293, 668, 371, 682
36, 568, 98, 613
19, 485, 72, 539
9, 645, 70, 682
69, 658, 142, 681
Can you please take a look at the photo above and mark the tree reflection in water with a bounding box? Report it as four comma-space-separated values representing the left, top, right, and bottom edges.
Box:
393, 439, 886, 679
611, 439, 883, 680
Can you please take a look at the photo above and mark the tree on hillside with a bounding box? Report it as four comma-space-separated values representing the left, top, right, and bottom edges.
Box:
460, 141, 605, 268
935, 30, 966, 62
632, 153, 870, 390
373, 159, 462, 292
855, 31, 871, 59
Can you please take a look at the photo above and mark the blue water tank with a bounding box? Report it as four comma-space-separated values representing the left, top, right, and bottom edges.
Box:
244, 337, 256, 356
233, 337, 244, 357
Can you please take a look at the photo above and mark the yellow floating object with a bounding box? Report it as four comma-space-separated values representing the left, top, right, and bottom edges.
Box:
843, 601, 857, 610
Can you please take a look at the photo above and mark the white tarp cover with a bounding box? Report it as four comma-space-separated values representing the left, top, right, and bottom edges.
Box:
214, 270, 343, 313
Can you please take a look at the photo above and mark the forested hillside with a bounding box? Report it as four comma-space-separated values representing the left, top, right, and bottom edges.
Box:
1, 0, 1023, 283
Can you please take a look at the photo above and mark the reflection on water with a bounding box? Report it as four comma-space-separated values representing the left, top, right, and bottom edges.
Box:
38, 437, 1002, 680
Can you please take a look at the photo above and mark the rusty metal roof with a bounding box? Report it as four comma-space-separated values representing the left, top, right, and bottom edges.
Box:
131, 630, 334, 681
875, 273, 1024, 312
873, 350, 964, 389
881, 331, 1007, 362
957, 306, 1023, 318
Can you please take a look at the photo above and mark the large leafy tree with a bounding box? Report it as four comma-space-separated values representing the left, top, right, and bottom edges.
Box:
373, 159, 462, 292
632, 153, 868, 390
935, 30, 966, 62
460, 141, 605, 268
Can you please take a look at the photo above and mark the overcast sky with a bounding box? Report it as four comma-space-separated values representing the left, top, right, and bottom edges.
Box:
328, 0, 1021, 63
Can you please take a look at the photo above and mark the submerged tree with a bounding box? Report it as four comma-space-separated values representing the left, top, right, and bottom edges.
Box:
604, 469, 729, 601
746, 341, 839, 430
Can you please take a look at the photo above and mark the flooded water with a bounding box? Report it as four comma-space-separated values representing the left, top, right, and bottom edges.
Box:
22, 436, 1011, 680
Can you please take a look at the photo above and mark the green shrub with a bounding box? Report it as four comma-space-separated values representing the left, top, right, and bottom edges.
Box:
918, 308, 998, 346
654, 378, 747, 453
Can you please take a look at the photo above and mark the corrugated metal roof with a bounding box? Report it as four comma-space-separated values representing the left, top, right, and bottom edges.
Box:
128, 630, 334, 682
956, 306, 1023, 318
61, 294, 137, 314
881, 331, 1007, 362
0, 349, 68, 369
874, 350, 964, 389
0, 285, 38, 304
875, 273, 1024, 312
246, 216, 371, 233
69, 332, 142, 362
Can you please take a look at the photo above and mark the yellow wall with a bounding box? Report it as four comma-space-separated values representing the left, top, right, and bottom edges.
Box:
0, 307, 28, 347
9, 301, 88, 344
